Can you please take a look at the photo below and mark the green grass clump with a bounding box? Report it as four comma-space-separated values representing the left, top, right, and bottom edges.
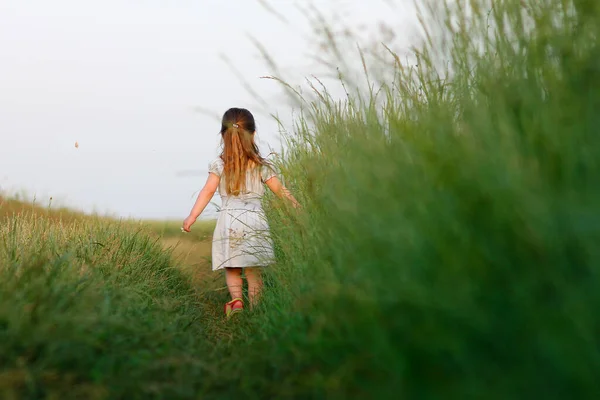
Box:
0, 206, 212, 399
212, 0, 600, 398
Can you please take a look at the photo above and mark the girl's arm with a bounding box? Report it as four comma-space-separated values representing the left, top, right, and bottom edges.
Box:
182, 173, 220, 232
265, 176, 300, 208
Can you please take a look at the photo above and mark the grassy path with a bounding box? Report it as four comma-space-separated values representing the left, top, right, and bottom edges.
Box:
0, 198, 270, 397
151, 220, 243, 337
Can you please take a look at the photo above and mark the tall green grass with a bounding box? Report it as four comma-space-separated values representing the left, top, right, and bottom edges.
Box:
216, 0, 600, 398
0, 206, 214, 399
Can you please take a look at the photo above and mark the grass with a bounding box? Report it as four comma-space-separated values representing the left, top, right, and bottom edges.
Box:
218, 0, 600, 398
2, 0, 600, 398
1, 202, 199, 398
0, 198, 233, 399
0, 196, 85, 224
141, 219, 215, 243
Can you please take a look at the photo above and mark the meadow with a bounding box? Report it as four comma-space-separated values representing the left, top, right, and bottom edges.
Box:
2, 0, 600, 398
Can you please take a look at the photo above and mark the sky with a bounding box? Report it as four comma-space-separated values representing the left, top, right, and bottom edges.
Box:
0, 0, 419, 220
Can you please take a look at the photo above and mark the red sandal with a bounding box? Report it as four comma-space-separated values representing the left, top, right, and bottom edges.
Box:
225, 298, 243, 318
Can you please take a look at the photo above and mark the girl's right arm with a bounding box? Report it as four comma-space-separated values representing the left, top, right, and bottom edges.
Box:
265, 176, 300, 208
182, 173, 220, 232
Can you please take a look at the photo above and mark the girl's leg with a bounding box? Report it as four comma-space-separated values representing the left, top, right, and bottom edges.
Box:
225, 268, 243, 300
245, 267, 263, 306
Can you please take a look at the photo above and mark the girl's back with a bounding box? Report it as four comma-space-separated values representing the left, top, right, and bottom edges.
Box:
208, 157, 276, 204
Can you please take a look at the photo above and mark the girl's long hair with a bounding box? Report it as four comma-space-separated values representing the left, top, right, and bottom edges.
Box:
219, 107, 268, 195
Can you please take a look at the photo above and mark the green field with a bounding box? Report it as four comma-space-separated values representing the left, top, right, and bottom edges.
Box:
2, 0, 600, 398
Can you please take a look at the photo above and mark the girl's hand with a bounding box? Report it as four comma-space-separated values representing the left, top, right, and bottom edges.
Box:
182, 215, 196, 232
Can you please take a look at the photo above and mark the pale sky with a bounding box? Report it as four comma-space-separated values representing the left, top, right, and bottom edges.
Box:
0, 0, 418, 219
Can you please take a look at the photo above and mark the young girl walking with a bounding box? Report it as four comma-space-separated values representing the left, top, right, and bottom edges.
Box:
182, 107, 298, 318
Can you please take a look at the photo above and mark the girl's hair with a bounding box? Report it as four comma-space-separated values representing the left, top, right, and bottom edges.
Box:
219, 107, 268, 195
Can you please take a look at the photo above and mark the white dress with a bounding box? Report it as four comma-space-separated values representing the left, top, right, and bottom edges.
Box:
208, 157, 276, 271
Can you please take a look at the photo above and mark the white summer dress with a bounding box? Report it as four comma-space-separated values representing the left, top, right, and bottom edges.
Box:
208, 157, 276, 271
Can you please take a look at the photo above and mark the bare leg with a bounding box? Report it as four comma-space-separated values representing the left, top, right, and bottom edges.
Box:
225, 268, 243, 300
245, 267, 263, 306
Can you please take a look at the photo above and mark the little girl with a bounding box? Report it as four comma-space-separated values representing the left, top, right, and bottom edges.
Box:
182, 107, 298, 318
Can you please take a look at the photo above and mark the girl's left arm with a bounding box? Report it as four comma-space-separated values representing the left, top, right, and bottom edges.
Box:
182, 173, 220, 232
265, 176, 301, 209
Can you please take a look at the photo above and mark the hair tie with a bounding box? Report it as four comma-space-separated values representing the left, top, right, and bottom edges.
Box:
232, 123, 239, 128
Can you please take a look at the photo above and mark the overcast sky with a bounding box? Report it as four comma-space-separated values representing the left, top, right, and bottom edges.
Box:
0, 0, 419, 219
